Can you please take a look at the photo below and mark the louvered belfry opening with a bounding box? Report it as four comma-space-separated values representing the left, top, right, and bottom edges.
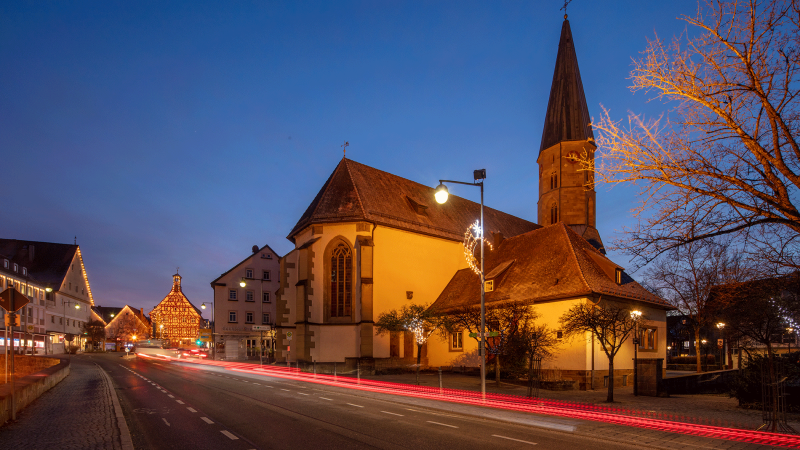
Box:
330, 243, 352, 317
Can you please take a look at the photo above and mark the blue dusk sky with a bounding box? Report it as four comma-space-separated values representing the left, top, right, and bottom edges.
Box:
1, 1, 696, 317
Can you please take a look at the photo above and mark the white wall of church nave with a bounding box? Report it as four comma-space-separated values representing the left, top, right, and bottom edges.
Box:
310, 325, 359, 363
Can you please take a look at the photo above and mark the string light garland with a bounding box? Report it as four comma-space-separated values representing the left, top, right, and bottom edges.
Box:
463, 220, 493, 275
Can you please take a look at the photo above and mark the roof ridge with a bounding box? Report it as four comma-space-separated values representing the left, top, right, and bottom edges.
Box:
560, 223, 590, 292
342, 158, 368, 220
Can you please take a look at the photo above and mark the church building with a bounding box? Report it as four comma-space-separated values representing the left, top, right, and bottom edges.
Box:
150, 273, 203, 347
275, 17, 670, 388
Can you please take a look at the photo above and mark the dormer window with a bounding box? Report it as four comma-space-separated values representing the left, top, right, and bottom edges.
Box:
615, 268, 623, 285
22, 267, 27, 276
13, 263, 18, 272
3, 260, 7, 269
405, 196, 428, 215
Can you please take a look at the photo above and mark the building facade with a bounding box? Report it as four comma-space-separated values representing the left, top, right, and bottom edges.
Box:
150, 273, 203, 348
211, 244, 280, 360
0, 240, 94, 354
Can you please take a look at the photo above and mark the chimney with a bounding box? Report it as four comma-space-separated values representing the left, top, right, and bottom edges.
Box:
252, 245, 259, 254
29, 245, 34, 261
492, 231, 505, 247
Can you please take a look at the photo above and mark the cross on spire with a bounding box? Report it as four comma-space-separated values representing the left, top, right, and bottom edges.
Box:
341, 140, 349, 157
560, 0, 573, 19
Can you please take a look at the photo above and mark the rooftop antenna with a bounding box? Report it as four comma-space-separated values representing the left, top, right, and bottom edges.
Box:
176, 267, 179, 274
560, 0, 573, 19
341, 141, 349, 157
74, 236, 77, 245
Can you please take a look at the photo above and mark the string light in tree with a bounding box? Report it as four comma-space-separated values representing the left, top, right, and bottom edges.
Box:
463, 220, 493, 275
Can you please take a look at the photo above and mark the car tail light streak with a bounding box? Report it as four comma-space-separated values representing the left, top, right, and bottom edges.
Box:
159, 358, 800, 448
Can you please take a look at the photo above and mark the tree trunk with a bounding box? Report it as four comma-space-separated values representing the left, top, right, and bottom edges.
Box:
495, 354, 501, 387
695, 328, 702, 373
607, 355, 615, 403
766, 343, 778, 433
416, 343, 422, 385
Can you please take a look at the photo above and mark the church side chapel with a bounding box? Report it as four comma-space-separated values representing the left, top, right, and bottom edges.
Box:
150, 273, 204, 347
275, 16, 670, 388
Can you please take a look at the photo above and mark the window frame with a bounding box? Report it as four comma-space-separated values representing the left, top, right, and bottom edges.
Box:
262, 292, 270, 303
262, 313, 270, 324
638, 327, 658, 352
262, 270, 270, 281
245, 312, 254, 324
245, 268, 254, 279
228, 289, 238, 301
228, 311, 238, 323
245, 290, 255, 302
449, 331, 464, 352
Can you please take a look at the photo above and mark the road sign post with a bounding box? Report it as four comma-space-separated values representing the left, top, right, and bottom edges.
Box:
1, 287, 29, 422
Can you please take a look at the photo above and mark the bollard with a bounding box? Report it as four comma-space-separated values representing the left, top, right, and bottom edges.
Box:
314, 362, 317, 378
358, 362, 361, 385
334, 362, 337, 381
439, 367, 443, 394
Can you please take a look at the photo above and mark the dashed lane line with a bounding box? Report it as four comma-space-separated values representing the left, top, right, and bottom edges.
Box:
281, 389, 290, 391
319, 397, 333, 401
163, 418, 171, 427
347, 403, 364, 408
201, 417, 214, 424
176, 400, 185, 404
298, 392, 309, 395
168, 395, 174, 398
427, 421, 458, 429
382, 411, 404, 416
492, 435, 537, 445
187, 407, 197, 413
221, 430, 239, 440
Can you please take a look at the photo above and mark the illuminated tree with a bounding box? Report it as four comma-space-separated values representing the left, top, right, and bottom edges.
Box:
82, 320, 106, 350
375, 304, 445, 385
560, 302, 641, 403
590, 0, 800, 272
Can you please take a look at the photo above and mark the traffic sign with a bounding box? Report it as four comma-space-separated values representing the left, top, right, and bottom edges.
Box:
468, 331, 500, 338
198, 328, 212, 342
286, 331, 293, 340
0, 287, 29, 312
5, 313, 20, 327
252, 325, 271, 331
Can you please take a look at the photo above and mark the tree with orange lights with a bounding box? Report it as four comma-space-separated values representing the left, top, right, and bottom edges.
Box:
591, 0, 800, 273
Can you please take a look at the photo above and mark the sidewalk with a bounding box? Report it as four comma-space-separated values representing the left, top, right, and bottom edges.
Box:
0, 355, 132, 450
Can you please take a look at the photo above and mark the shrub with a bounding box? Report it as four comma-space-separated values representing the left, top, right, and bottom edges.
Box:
730, 352, 800, 412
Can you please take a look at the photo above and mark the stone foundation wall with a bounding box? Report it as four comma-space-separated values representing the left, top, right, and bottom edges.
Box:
0, 355, 60, 379
0, 356, 69, 426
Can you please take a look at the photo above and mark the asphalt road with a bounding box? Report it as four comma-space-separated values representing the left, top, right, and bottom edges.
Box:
93, 354, 637, 450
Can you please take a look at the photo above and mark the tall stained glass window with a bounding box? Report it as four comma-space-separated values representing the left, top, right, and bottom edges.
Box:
330, 244, 352, 317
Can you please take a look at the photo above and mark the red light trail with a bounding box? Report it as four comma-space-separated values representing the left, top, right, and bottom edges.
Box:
138, 353, 800, 448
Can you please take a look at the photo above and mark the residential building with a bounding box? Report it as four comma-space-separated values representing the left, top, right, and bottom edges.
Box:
211, 244, 280, 360
102, 305, 151, 350
0, 239, 95, 354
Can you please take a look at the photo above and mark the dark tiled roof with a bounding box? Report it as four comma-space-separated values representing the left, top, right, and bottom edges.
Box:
431, 223, 669, 312
539, 19, 594, 153
0, 239, 77, 287
92, 306, 123, 325
288, 158, 540, 242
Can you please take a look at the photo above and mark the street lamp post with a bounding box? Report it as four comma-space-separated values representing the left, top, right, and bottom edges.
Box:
435, 169, 487, 399
62, 299, 81, 354
787, 327, 794, 355
201, 302, 214, 360
630, 310, 642, 396
716, 322, 726, 369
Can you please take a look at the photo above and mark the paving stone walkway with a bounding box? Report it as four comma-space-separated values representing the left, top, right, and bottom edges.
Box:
0, 356, 124, 450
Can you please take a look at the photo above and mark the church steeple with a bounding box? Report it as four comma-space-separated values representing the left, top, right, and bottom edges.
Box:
539, 18, 594, 153
537, 17, 604, 253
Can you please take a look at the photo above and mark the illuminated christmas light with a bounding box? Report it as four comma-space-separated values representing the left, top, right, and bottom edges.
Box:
463, 220, 493, 275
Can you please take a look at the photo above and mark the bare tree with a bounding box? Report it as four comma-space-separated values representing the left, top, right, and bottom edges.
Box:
589, 0, 800, 272
512, 313, 560, 397
560, 302, 641, 402
375, 304, 444, 385
444, 301, 531, 387
644, 238, 749, 371
82, 320, 106, 351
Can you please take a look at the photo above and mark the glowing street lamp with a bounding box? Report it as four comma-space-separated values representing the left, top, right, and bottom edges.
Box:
434, 169, 487, 399
201, 302, 215, 360
239, 278, 246, 288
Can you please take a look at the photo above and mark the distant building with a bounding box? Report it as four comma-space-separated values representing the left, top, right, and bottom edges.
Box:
94, 305, 151, 350
0, 239, 95, 354
150, 273, 202, 347
211, 244, 280, 360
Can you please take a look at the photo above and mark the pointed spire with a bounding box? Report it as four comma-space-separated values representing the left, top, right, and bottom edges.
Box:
539, 18, 594, 153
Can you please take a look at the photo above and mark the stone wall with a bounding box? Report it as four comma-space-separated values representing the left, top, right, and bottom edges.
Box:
0, 356, 69, 426
635, 358, 666, 396
0, 355, 60, 379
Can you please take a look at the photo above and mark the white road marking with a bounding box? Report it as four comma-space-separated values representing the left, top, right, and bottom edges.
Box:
252, 383, 260, 385
319, 397, 333, 401
176, 400, 184, 404
264, 385, 273, 388
298, 392, 309, 395
281, 389, 290, 391
492, 435, 537, 445
168, 395, 174, 398
187, 407, 197, 413
201, 417, 214, 424
221, 430, 239, 440
427, 421, 458, 428
243, 380, 248, 382
347, 403, 364, 408
382, 411, 404, 416
162, 418, 170, 426
406, 408, 460, 418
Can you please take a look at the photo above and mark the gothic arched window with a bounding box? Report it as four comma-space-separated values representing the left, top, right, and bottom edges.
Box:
550, 172, 558, 190
330, 243, 352, 317
550, 202, 558, 224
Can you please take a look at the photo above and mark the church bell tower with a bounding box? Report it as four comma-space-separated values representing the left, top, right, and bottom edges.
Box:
537, 16, 604, 253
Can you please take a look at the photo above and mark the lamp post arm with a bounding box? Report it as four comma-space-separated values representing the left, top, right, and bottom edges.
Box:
438, 179, 483, 187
